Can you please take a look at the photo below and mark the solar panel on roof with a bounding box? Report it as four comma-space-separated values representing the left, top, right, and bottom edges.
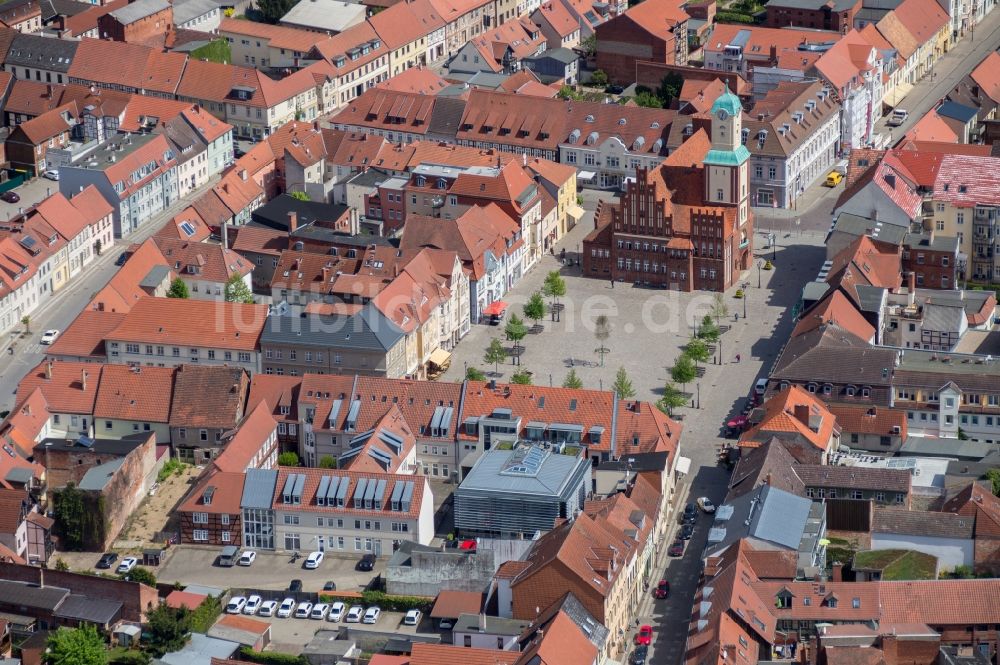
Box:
291, 473, 305, 501
76, 436, 94, 448
401, 481, 415, 512
354, 477, 368, 506
317, 475, 330, 505
326, 476, 341, 504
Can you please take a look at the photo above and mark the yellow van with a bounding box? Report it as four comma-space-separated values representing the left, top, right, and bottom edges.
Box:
825, 170, 843, 187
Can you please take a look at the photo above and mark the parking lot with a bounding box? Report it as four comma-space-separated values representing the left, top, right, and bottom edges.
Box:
245, 607, 436, 653
156, 546, 385, 593
0, 176, 61, 219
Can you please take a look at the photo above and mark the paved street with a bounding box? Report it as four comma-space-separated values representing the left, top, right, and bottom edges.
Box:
0, 175, 221, 413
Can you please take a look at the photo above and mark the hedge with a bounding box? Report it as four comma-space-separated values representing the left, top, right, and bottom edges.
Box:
318, 590, 433, 612
237, 647, 308, 665
715, 10, 756, 23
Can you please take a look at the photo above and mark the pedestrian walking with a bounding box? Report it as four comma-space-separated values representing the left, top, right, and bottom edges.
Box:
610, 278, 615, 289
735, 354, 741, 363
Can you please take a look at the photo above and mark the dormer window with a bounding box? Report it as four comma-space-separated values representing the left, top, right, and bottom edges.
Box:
775, 590, 793, 609
741, 128, 749, 144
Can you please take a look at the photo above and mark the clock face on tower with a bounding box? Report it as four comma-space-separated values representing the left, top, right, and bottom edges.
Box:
716, 109, 729, 121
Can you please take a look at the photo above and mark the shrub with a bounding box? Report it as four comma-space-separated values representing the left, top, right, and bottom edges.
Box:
277, 451, 300, 467
123, 567, 156, 587
318, 591, 432, 613
763, 260, 773, 270
157, 458, 185, 483
734, 289, 745, 299
237, 647, 308, 665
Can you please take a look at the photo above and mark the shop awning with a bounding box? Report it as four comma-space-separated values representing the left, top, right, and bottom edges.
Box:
483, 300, 508, 317
675, 456, 692, 475
577, 170, 597, 181
567, 204, 586, 219
428, 348, 451, 368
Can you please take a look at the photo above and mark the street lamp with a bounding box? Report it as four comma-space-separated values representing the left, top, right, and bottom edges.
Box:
696, 382, 701, 409
757, 260, 762, 288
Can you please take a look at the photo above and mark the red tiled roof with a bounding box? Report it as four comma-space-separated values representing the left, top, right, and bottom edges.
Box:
430, 590, 483, 618
532, 1, 577, 38
94, 364, 175, 422
16, 360, 100, 415
515, 609, 598, 665
212, 401, 277, 473
753, 581, 881, 621
409, 644, 508, 665
218, 17, 324, 51
369, 1, 443, 49
942, 482, 1000, 538
106, 297, 269, 351
155, 206, 212, 242
178, 469, 245, 515
338, 406, 415, 474
247, 374, 301, 426
46, 310, 125, 360
165, 590, 207, 610
231, 225, 286, 256
14, 102, 75, 144
793, 290, 876, 342
970, 51, 1000, 105
169, 365, 248, 429
906, 112, 959, 143
215, 613, 270, 635
616, 0, 687, 40
878, 579, 1000, 625
740, 385, 837, 452
928, 153, 1000, 207
401, 204, 520, 280
89, 237, 170, 314
891, 0, 948, 45
68, 39, 187, 95
178, 60, 315, 109
152, 237, 252, 283
814, 30, 879, 92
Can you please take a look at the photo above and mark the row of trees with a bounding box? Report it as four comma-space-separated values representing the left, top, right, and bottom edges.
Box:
470, 271, 567, 384
658, 313, 724, 415
166, 274, 254, 303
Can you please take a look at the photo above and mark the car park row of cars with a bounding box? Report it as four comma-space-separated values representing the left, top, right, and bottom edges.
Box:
224, 595, 415, 627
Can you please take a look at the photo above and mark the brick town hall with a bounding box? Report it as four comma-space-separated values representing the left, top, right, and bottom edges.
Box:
583, 88, 754, 291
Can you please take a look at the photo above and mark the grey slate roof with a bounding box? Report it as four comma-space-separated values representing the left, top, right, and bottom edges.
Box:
456, 446, 591, 498
922, 303, 964, 334
872, 507, 974, 538
141, 265, 171, 289
78, 457, 127, 491
893, 349, 1000, 392
159, 633, 239, 665
241, 468, 277, 509
172, 0, 221, 25
109, 0, 170, 24
830, 213, 908, 246
527, 47, 578, 64
261, 305, 405, 352
903, 437, 994, 460
251, 195, 352, 232
34, 436, 144, 457
5, 33, 78, 73
708, 484, 813, 555
768, 0, 857, 10
854, 285, 887, 313
936, 101, 978, 123
904, 232, 959, 253
39, 0, 91, 21
726, 438, 805, 501
428, 96, 468, 136
54, 594, 122, 624
772, 324, 897, 386
453, 613, 530, 635
793, 464, 911, 492
0, 580, 69, 610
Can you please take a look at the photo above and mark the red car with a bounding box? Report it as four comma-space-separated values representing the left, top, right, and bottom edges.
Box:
635, 625, 654, 646
668, 540, 686, 557
654, 579, 670, 599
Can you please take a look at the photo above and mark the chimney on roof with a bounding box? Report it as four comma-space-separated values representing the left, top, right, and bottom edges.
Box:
288, 211, 298, 233
908, 272, 916, 306
45, 361, 53, 380
322, 266, 330, 283
239, 169, 247, 182
793, 404, 810, 427
81, 370, 87, 392
44, 84, 52, 98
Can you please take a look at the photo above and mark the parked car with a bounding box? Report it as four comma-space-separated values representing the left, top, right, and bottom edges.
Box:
345, 606, 364, 623
115, 252, 130, 266
258, 600, 278, 617
323, 580, 336, 591
605, 84, 625, 94
96, 552, 118, 569
356, 553, 376, 571
40, 329, 59, 345
824, 170, 843, 187
1, 191, 20, 203
238, 550, 256, 566
654, 579, 670, 599
697, 497, 717, 513
887, 109, 909, 126
363, 606, 382, 624
294, 602, 313, 618
311, 603, 330, 620
243, 595, 262, 615
668, 540, 686, 557
328, 602, 346, 622
226, 597, 247, 614
439, 619, 454, 630
116, 557, 137, 574
680, 523, 695, 540
631, 645, 649, 665
304, 551, 324, 569
754, 378, 768, 399
682, 503, 697, 525
277, 598, 295, 618
404, 609, 422, 626
42, 169, 59, 181
635, 625, 654, 646
289, 579, 303, 593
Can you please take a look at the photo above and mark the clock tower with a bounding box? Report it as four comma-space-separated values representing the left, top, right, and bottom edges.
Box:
703, 86, 750, 227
